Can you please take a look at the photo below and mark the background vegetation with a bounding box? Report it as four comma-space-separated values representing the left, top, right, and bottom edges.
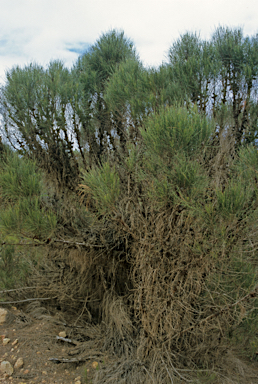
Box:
0, 26, 258, 383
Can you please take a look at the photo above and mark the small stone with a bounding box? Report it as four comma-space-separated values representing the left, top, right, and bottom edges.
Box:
0, 361, 14, 376
24, 369, 29, 374
0, 308, 8, 324
92, 361, 98, 369
58, 331, 66, 338
42, 370, 47, 375
75, 381, 81, 384
12, 339, 18, 346
3, 338, 10, 346
14, 357, 24, 369
75, 376, 81, 381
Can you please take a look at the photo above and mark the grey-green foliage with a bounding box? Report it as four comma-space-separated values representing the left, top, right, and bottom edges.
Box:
0, 153, 42, 202
72, 30, 137, 162
168, 27, 258, 147
1, 61, 79, 187
0, 152, 56, 239
168, 32, 214, 110
235, 146, 258, 181
104, 60, 184, 135
216, 179, 252, 219
0, 245, 28, 290
137, 106, 213, 206
104, 59, 152, 127
80, 162, 120, 215
141, 105, 214, 159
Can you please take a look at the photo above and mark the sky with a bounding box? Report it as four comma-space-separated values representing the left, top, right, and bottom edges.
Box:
0, 0, 258, 84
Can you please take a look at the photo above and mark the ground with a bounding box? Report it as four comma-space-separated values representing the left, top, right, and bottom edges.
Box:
1, 304, 258, 384
0, 304, 104, 384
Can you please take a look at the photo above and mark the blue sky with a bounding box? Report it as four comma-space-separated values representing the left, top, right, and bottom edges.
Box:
0, 0, 257, 83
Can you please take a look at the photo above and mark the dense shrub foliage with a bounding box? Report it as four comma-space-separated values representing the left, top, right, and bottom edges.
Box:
1, 27, 258, 383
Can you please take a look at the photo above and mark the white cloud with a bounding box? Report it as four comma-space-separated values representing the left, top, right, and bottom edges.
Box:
0, 0, 258, 82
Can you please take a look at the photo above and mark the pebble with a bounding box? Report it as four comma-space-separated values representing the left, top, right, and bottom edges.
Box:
14, 357, 24, 369
0, 361, 14, 376
3, 338, 10, 345
59, 331, 66, 337
0, 308, 8, 324
92, 361, 98, 369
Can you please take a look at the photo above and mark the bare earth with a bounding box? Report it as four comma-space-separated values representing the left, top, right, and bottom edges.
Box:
0, 305, 101, 384
1, 305, 258, 384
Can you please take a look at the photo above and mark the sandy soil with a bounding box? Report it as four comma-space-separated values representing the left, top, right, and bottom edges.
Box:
0, 305, 101, 384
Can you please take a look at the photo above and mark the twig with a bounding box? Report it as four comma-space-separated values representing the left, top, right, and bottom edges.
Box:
0, 287, 45, 294
1, 239, 105, 248
53, 238, 105, 247
1, 242, 45, 246
56, 336, 79, 345
173, 285, 258, 339
52, 320, 84, 328
0, 297, 52, 304
49, 356, 99, 363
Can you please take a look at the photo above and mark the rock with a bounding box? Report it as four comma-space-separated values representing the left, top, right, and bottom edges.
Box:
0, 308, 8, 324
12, 338, 18, 346
58, 331, 66, 337
0, 361, 14, 376
14, 357, 24, 369
92, 361, 98, 369
3, 338, 10, 345
75, 381, 81, 384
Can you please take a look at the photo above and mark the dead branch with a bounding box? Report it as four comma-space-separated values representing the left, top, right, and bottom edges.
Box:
0, 297, 53, 305
0, 287, 45, 294
49, 356, 101, 364
56, 336, 79, 345
173, 284, 258, 339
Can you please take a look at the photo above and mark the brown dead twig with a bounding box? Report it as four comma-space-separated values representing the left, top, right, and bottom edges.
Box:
0, 287, 45, 294
1, 238, 105, 248
172, 284, 258, 340
0, 297, 54, 305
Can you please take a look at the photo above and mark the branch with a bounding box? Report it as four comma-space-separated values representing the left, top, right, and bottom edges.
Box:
56, 336, 79, 345
1, 239, 105, 248
53, 238, 105, 248
0, 287, 45, 294
49, 355, 102, 364
0, 297, 53, 305
173, 285, 258, 339
1, 241, 46, 246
